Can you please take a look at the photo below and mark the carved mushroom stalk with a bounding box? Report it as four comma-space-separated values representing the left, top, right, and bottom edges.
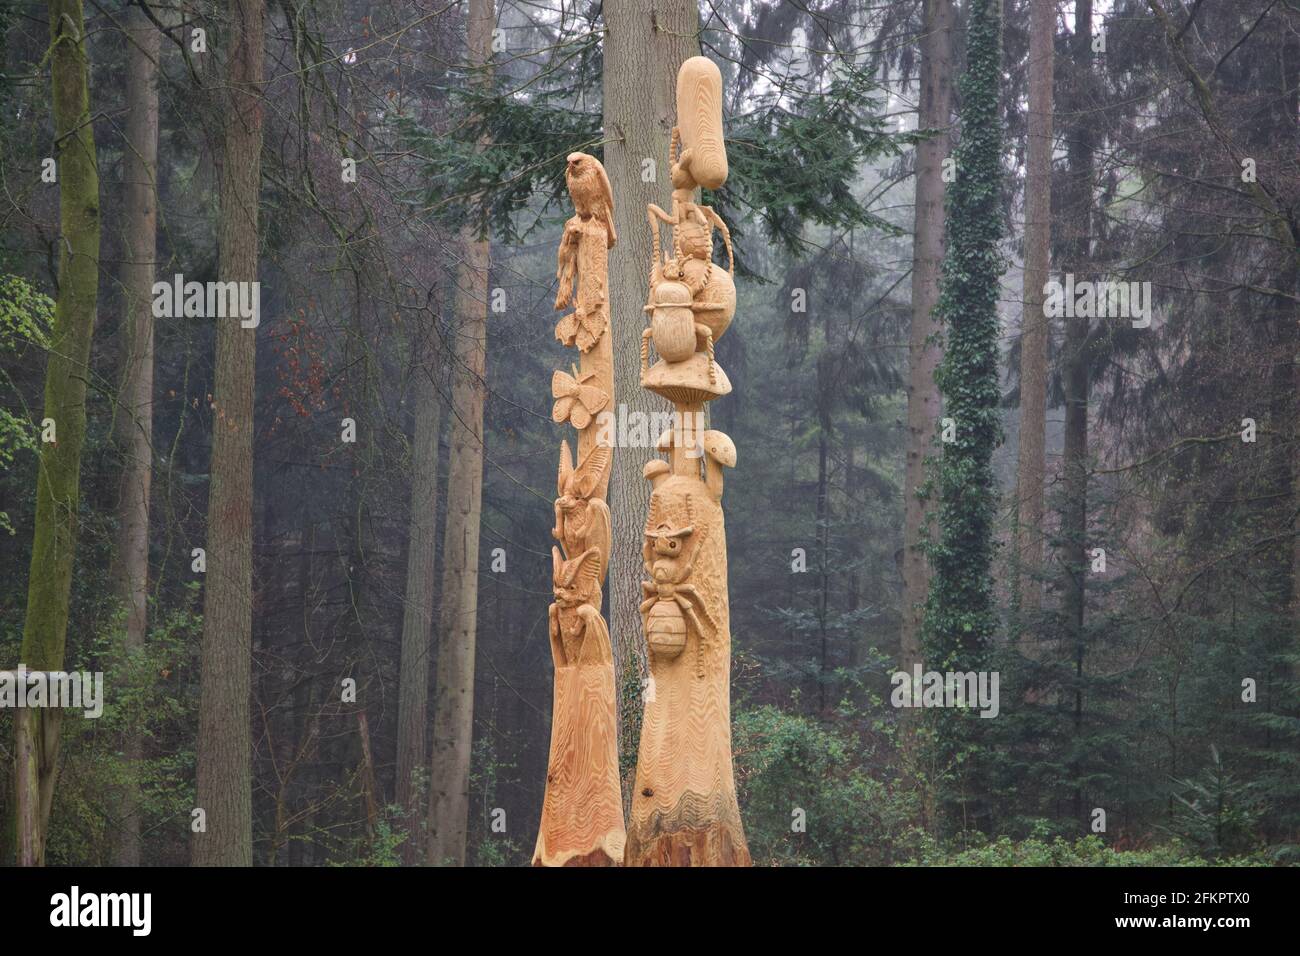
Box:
701, 430, 736, 501
644, 458, 671, 491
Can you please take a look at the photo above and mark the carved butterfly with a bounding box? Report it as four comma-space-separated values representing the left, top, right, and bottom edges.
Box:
551, 366, 609, 430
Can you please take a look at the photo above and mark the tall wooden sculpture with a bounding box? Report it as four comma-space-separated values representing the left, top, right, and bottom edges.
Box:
625, 56, 751, 867
533, 153, 627, 867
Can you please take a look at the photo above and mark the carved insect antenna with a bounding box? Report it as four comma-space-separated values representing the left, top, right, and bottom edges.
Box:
713, 207, 736, 277
647, 208, 661, 289
669, 125, 680, 167
557, 439, 574, 496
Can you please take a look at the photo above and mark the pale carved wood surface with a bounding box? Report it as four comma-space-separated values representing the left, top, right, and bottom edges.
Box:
625, 56, 751, 867
534, 153, 626, 867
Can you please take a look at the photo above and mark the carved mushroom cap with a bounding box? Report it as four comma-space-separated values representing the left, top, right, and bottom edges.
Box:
643, 459, 670, 482
702, 430, 737, 469
655, 428, 677, 453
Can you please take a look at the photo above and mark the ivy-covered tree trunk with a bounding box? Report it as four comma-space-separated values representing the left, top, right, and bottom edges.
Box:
193, 0, 264, 867
15, 0, 101, 864
925, 0, 1003, 823
108, 3, 160, 868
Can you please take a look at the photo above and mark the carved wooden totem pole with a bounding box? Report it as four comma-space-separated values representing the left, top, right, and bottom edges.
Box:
625, 57, 751, 866
533, 153, 627, 866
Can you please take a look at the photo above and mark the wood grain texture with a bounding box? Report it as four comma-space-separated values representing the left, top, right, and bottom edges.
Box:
625, 57, 749, 867
626, 476, 749, 866
534, 153, 626, 865
674, 56, 727, 189
533, 659, 626, 866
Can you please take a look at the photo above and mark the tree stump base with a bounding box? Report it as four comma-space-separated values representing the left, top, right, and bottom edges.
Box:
624, 818, 751, 867
532, 848, 619, 867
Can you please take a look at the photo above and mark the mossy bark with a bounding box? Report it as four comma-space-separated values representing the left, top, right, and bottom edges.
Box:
14, 0, 102, 864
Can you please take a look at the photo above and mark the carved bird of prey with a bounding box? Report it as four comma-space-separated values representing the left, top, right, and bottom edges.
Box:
565, 152, 617, 248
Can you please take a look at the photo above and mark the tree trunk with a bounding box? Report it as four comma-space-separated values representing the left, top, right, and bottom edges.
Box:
193, 0, 264, 867
427, 0, 493, 867
109, 4, 160, 868
15, 0, 102, 865
1013, 0, 1053, 622
426, 245, 488, 866
816, 426, 829, 712
601, 0, 700, 805
1060, 0, 1094, 825
900, 0, 954, 671
1284, 27, 1300, 659
923, 0, 1003, 832
395, 333, 442, 864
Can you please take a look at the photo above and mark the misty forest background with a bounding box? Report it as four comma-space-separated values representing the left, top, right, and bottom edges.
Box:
1, 0, 1298, 866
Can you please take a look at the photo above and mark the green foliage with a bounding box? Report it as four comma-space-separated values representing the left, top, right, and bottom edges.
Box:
717, 66, 911, 268
392, 85, 603, 243
915, 834, 1271, 867
7, 586, 203, 865
734, 705, 921, 865
1163, 745, 1265, 861
398, 61, 908, 272
0, 274, 53, 350
467, 734, 523, 866
925, 0, 1005, 671
0, 275, 53, 533
332, 809, 408, 868
921, 0, 1005, 836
